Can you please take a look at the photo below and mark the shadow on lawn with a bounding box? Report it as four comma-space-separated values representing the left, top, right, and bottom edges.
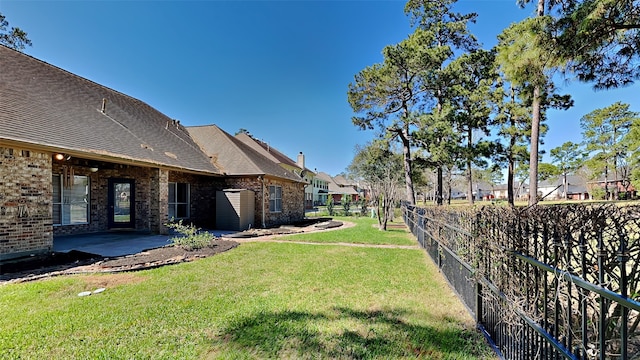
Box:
212, 307, 490, 359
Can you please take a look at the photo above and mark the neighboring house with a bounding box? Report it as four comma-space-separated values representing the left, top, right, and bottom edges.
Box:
448, 189, 467, 200
0, 45, 304, 260
333, 175, 364, 202
491, 184, 509, 200
491, 183, 529, 201
312, 173, 329, 206
187, 125, 305, 227
538, 175, 590, 201
316, 172, 359, 204
471, 182, 496, 201
295, 153, 315, 210
586, 179, 636, 200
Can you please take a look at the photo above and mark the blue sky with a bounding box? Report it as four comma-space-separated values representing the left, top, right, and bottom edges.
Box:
1, 0, 637, 177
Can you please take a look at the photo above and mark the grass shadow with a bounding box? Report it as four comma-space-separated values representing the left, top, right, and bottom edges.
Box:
210, 307, 492, 359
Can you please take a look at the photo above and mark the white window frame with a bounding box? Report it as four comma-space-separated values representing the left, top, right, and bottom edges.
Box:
53, 174, 89, 226
168, 182, 190, 219
269, 185, 282, 212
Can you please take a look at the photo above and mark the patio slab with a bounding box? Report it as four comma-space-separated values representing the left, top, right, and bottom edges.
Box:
53, 230, 235, 258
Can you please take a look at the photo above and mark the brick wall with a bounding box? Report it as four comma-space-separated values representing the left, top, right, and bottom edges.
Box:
224, 176, 304, 228
0, 147, 53, 260
169, 171, 223, 229
0, 145, 306, 260
51, 161, 159, 236
150, 168, 169, 234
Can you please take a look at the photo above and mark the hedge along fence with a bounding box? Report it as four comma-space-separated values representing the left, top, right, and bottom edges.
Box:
402, 203, 640, 360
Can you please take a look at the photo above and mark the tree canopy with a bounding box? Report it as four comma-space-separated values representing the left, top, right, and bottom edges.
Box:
0, 13, 31, 51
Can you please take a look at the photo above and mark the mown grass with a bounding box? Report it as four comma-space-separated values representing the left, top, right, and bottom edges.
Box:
0, 225, 495, 359
278, 216, 416, 246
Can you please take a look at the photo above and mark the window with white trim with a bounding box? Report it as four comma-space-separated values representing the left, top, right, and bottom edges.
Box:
53, 174, 89, 225
269, 185, 282, 212
168, 182, 190, 219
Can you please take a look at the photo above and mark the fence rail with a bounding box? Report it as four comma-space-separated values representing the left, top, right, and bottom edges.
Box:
402, 203, 640, 359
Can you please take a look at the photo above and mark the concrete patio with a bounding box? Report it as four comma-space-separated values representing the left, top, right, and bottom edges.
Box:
53, 230, 235, 258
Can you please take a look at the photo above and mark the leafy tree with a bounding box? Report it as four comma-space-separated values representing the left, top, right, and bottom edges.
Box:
554, 0, 640, 89
342, 195, 351, 216
581, 102, 636, 200
492, 82, 532, 206
625, 112, 640, 190
327, 197, 334, 216
538, 162, 560, 182
446, 49, 499, 204
0, 13, 31, 51
348, 28, 442, 205
405, 0, 479, 206
549, 141, 587, 199
359, 199, 368, 217
515, 163, 532, 200
475, 166, 504, 190
496, 12, 567, 206
348, 140, 403, 231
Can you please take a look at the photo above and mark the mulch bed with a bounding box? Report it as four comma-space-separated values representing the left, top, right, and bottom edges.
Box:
1, 218, 343, 283
0, 240, 239, 283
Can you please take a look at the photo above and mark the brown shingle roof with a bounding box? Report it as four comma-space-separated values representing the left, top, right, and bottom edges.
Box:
186, 125, 304, 182
0, 45, 220, 174
234, 133, 301, 169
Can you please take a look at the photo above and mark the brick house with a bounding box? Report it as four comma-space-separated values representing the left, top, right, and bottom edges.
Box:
234, 133, 314, 209
316, 172, 360, 204
0, 45, 305, 260
187, 125, 306, 228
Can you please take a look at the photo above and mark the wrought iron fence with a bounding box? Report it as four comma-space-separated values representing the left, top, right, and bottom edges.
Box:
402, 203, 640, 359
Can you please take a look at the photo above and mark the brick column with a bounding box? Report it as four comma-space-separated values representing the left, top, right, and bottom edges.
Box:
0, 148, 53, 260
149, 168, 169, 234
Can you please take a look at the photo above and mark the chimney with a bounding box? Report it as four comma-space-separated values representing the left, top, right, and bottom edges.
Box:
297, 152, 305, 169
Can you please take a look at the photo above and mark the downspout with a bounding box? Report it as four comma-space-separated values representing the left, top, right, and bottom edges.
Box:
259, 175, 265, 228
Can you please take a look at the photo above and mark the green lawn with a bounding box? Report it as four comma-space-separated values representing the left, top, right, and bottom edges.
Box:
278, 217, 417, 246
0, 222, 495, 359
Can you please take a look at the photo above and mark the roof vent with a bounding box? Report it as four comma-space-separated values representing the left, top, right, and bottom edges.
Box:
101, 98, 107, 113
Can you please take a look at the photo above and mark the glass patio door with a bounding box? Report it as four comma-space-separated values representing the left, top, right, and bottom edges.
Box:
108, 178, 135, 228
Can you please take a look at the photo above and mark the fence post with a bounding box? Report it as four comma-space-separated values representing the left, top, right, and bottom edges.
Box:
618, 225, 629, 360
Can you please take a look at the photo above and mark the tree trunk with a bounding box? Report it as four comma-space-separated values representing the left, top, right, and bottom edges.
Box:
507, 87, 517, 207
529, 85, 542, 206
401, 131, 416, 205
466, 127, 474, 205
527, 0, 545, 207
563, 172, 568, 200
467, 164, 474, 205
436, 167, 443, 205
508, 157, 515, 206
604, 165, 609, 200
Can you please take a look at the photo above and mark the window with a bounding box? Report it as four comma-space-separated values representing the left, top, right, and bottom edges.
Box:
269, 185, 282, 212
168, 182, 190, 219
53, 174, 89, 225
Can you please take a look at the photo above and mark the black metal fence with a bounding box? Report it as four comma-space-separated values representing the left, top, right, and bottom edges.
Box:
402, 203, 640, 359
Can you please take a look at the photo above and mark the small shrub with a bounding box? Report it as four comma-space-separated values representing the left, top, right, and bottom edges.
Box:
327, 198, 335, 216
342, 195, 351, 216
589, 187, 606, 200
165, 219, 215, 250
359, 200, 368, 217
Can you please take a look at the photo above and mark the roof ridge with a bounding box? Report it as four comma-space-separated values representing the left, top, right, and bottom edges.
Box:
187, 125, 263, 175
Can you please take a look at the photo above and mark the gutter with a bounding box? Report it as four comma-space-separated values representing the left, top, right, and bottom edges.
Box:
258, 175, 266, 228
